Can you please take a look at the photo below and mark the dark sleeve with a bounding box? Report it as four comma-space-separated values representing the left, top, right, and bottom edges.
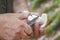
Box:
0, 0, 13, 13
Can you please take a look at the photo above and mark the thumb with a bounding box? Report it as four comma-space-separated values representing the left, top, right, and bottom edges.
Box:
14, 13, 29, 20
17, 10, 30, 20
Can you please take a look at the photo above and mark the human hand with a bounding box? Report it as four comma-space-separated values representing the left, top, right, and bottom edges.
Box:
0, 13, 32, 40
31, 19, 44, 39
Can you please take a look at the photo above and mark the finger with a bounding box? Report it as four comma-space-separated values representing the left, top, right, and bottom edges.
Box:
39, 27, 45, 35
17, 11, 30, 20
32, 22, 40, 37
13, 31, 29, 40
23, 23, 33, 37
21, 10, 30, 17
17, 13, 28, 19
16, 20, 33, 36
5, 13, 27, 19
12, 13, 28, 19
20, 31, 30, 39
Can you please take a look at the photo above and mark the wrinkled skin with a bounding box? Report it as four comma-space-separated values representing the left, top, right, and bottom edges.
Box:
0, 13, 33, 40
0, 0, 44, 40
0, 13, 44, 40
13, 0, 44, 38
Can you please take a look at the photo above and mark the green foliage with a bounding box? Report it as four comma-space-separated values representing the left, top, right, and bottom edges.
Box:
53, 33, 60, 40
49, 10, 60, 23
41, 0, 60, 13
31, 0, 45, 10
45, 13, 60, 35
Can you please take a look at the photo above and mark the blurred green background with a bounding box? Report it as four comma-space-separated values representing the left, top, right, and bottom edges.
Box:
27, 0, 60, 40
